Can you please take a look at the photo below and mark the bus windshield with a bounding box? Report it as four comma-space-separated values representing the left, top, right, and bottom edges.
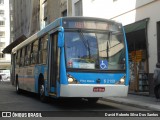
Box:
65, 30, 126, 70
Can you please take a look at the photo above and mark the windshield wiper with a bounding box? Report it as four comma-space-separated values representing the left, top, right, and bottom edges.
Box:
110, 42, 121, 49
106, 32, 112, 60
106, 41, 109, 60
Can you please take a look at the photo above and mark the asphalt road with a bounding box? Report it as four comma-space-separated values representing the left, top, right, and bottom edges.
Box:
0, 81, 159, 120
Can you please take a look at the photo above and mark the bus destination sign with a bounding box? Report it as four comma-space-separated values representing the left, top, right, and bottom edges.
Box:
63, 20, 112, 30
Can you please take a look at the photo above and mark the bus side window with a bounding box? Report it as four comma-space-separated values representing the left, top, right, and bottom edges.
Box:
20, 48, 25, 67
25, 44, 31, 66
24, 46, 27, 66
31, 40, 38, 64
19, 49, 22, 66
39, 35, 48, 64
16, 50, 20, 67
38, 38, 42, 64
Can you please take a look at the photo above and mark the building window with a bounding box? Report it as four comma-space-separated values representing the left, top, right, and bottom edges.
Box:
0, 10, 4, 16
0, 32, 5, 37
0, 0, 4, 4
0, 21, 5, 26
43, 1, 47, 22
62, 10, 67, 17
0, 53, 5, 59
75, 0, 82, 16
0, 42, 5, 47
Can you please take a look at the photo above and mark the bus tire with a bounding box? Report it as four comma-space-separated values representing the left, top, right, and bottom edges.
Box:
16, 79, 21, 94
39, 78, 47, 102
154, 85, 160, 99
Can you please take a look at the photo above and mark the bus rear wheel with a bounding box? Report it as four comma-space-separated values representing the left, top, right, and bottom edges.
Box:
39, 81, 47, 102
16, 80, 21, 94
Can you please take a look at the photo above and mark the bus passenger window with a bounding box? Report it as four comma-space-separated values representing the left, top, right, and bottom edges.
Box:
20, 48, 25, 67
31, 40, 38, 64
25, 44, 31, 66
24, 46, 27, 66
39, 35, 48, 64
38, 39, 42, 64
16, 50, 20, 67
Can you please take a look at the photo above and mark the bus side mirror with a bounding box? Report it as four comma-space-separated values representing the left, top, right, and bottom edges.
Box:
58, 32, 64, 47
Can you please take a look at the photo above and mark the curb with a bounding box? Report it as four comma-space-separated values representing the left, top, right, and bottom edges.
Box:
100, 98, 160, 111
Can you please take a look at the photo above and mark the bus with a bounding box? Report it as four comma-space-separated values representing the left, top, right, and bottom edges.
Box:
11, 17, 129, 102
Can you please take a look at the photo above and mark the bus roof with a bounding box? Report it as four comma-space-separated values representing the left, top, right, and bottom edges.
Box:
12, 17, 121, 54
62, 16, 121, 24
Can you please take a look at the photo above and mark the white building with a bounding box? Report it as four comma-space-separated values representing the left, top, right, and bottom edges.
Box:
0, 0, 11, 71
71, 0, 159, 94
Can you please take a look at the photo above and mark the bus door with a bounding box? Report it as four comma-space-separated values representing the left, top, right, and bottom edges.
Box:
48, 31, 59, 95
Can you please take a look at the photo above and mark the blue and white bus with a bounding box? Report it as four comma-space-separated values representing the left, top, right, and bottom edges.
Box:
11, 17, 129, 102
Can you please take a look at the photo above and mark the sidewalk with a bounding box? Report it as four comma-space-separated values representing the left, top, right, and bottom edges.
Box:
101, 94, 160, 111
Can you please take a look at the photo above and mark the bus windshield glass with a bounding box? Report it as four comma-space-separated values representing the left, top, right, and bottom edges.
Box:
65, 30, 126, 70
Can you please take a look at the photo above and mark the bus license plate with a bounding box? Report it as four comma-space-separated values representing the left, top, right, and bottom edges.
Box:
93, 87, 105, 92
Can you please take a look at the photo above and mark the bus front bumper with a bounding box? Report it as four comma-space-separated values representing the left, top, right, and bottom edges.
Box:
60, 84, 128, 97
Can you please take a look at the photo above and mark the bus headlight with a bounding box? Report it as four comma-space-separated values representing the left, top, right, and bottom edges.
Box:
116, 76, 126, 85
68, 77, 74, 83
67, 74, 79, 84
120, 78, 125, 83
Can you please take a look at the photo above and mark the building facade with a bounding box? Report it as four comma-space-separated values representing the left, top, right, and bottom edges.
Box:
3, 0, 42, 54
4, 0, 69, 53
12, 0, 40, 41
9, 0, 69, 42
39, 0, 72, 29
0, 0, 10, 71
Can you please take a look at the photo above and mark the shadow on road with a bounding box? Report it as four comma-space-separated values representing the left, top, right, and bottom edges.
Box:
0, 82, 120, 111
17, 90, 116, 110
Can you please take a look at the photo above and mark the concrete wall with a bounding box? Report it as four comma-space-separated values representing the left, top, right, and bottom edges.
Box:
13, 0, 40, 40
13, 0, 69, 38
72, 0, 80, 16
47, 0, 60, 23
39, 0, 68, 29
